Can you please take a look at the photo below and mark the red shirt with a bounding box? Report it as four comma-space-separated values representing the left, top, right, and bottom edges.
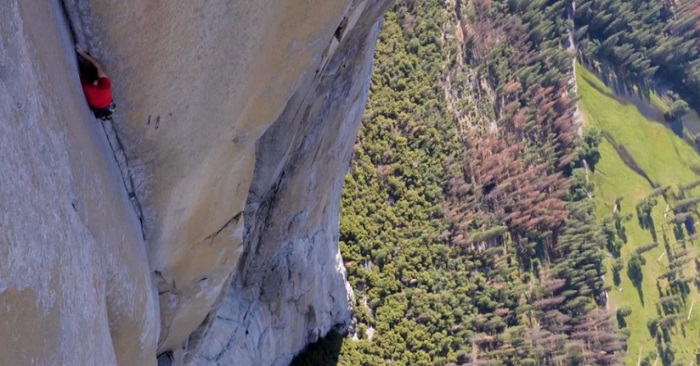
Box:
81, 77, 112, 109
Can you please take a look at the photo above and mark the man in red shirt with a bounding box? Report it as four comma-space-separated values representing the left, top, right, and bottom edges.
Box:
76, 46, 115, 121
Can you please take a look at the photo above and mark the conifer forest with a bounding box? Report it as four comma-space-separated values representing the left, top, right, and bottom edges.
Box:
294, 0, 700, 365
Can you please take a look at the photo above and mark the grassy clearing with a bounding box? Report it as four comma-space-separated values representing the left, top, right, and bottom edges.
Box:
577, 63, 700, 365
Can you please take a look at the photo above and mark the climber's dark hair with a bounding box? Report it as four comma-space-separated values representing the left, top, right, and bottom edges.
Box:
78, 55, 98, 83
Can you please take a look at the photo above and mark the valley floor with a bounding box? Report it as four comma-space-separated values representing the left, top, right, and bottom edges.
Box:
578, 63, 700, 365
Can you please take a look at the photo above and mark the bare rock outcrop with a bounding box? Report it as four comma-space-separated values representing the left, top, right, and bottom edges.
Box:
1, 0, 389, 365
187, 2, 390, 364
1, 1, 158, 365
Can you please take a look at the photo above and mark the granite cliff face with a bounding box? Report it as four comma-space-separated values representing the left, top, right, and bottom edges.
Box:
1, 0, 390, 365
1, 1, 157, 365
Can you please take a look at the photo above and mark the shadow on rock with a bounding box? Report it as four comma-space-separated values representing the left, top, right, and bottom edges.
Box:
291, 330, 344, 366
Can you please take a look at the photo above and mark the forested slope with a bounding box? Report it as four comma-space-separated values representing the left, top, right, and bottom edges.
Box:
293, 0, 700, 365
576, 0, 700, 106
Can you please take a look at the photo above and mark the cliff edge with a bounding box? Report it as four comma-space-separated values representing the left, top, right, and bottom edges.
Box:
1, 0, 390, 365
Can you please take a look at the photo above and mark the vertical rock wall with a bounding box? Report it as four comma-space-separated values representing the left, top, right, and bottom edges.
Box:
188, 1, 390, 364
59, 0, 391, 363
0, 1, 158, 365
3, 0, 390, 364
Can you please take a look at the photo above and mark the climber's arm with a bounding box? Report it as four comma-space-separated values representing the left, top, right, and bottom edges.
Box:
76, 46, 108, 79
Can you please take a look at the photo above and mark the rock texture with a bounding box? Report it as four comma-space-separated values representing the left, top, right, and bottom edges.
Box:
0, 1, 158, 365
1, 0, 389, 364
187, 2, 390, 364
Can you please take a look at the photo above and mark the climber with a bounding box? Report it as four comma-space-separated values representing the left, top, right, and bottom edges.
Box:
76, 46, 116, 121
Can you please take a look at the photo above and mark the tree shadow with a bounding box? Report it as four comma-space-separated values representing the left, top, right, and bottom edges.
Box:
637, 206, 658, 244
628, 256, 646, 306
660, 343, 675, 366
663, 231, 671, 258
635, 285, 645, 307
673, 222, 686, 242
684, 216, 695, 236
613, 269, 622, 287
656, 281, 665, 300
586, 64, 665, 124
291, 330, 344, 366
616, 313, 627, 328
649, 217, 658, 242
667, 117, 685, 138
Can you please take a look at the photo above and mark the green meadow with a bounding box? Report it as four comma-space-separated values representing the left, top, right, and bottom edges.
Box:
578, 63, 700, 365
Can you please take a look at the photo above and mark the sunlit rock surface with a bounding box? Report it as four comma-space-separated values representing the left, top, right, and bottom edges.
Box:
0, 1, 157, 365
188, 2, 390, 364
2, 0, 389, 364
